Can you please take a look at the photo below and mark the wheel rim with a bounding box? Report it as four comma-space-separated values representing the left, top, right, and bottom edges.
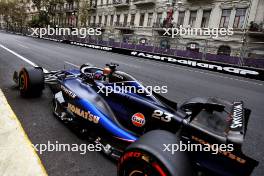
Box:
128, 170, 146, 176
19, 70, 28, 91
19, 74, 25, 90
123, 159, 165, 176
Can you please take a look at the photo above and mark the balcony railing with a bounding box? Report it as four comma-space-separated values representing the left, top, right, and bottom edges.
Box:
153, 22, 163, 28
114, 22, 135, 29
88, 23, 104, 28
88, 3, 97, 10
96, 23, 107, 28
89, 23, 96, 28
153, 22, 175, 29
133, 0, 155, 6
64, 7, 78, 12
49, 5, 64, 13
113, 0, 130, 7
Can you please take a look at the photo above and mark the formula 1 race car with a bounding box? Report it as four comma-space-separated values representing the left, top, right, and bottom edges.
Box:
13, 63, 258, 176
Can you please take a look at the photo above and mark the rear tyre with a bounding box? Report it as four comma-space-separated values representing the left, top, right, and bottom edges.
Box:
118, 130, 194, 176
19, 67, 44, 97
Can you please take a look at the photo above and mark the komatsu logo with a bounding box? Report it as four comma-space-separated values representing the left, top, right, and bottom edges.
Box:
67, 103, 100, 124
231, 103, 243, 129
131, 52, 259, 76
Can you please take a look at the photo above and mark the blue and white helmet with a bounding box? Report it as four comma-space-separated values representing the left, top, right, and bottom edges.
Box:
93, 70, 104, 80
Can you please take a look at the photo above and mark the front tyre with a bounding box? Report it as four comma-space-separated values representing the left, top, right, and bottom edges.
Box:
118, 130, 194, 176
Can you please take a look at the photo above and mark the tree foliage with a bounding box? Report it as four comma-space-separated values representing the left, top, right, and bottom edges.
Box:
1, 0, 88, 28
0, 1, 28, 29
79, 0, 90, 27
28, 11, 50, 27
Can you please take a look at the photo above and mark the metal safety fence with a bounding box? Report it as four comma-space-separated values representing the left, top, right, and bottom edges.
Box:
4, 27, 264, 69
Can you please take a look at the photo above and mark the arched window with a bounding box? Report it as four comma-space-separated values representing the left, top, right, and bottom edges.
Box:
217, 45, 231, 56
160, 39, 170, 49
139, 38, 147, 45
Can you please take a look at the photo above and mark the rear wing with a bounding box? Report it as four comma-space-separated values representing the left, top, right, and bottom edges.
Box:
180, 98, 250, 147
180, 97, 258, 175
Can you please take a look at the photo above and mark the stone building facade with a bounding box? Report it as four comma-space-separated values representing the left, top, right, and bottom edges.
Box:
81, 0, 264, 57
1, 0, 263, 58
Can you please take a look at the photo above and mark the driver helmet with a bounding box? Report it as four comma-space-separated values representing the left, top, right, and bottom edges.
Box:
103, 67, 112, 76
93, 70, 104, 80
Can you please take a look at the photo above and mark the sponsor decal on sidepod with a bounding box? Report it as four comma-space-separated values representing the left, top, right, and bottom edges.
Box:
67, 103, 100, 124
131, 113, 146, 127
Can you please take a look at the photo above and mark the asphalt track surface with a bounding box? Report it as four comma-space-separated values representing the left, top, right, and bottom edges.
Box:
0, 32, 263, 176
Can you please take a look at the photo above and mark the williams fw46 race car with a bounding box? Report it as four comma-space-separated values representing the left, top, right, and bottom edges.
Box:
13, 63, 258, 176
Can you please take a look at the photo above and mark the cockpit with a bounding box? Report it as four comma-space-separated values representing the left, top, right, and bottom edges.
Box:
80, 63, 137, 84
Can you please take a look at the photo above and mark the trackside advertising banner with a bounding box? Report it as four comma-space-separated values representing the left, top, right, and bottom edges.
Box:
70, 41, 264, 81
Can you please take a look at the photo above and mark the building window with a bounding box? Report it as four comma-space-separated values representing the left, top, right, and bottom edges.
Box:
189, 11, 197, 27
116, 14, 120, 25
91, 0, 96, 7
201, 10, 211, 28
233, 8, 247, 29
139, 13, 145, 26
124, 14, 128, 25
178, 11, 185, 26
98, 16, 102, 25
147, 13, 153, 27
217, 45, 231, 56
130, 14, 135, 26
87, 16, 91, 25
156, 13, 163, 25
220, 9, 231, 28
110, 15, 114, 26
160, 39, 170, 49
104, 15, 108, 26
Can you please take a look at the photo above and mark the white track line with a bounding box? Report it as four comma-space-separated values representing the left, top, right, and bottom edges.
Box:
0, 44, 48, 73
64, 61, 79, 68
0, 43, 262, 86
